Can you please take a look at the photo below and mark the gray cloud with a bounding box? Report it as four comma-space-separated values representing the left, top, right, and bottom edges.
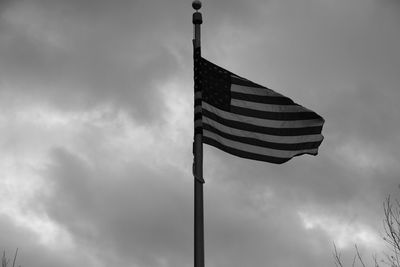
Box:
0, 0, 183, 123
0, 214, 96, 267
1, 0, 400, 266
35, 147, 338, 267
37, 147, 193, 266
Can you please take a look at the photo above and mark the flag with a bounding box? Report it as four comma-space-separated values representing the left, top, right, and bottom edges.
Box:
194, 50, 325, 164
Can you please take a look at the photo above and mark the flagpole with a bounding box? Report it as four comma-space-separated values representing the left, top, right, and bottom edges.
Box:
192, 1, 204, 267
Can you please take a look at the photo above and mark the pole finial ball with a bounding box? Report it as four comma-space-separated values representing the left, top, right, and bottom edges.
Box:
192, 0, 202, 10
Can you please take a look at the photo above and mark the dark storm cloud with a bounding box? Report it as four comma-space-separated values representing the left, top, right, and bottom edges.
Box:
0, 0, 184, 123
203, 182, 334, 267
0, 0, 13, 12
36, 147, 338, 267
39, 147, 193, 266
326, 82, 400, 152
200, 0, 400, 202
2, 0, 400, 266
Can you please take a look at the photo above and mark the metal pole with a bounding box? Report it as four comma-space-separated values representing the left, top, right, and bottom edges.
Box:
192, 1, 204, 267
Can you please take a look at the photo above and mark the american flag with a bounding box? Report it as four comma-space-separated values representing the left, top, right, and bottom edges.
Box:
194, 51, 325, 164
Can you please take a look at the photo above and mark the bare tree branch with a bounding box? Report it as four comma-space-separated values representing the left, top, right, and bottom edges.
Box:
11, 249, 18, 267
332, 192, 400, 267
333, 242, 345, 267
355, 244, 367, 267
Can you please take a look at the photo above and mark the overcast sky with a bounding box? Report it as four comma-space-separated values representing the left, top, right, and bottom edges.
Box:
1, 0, 400, 266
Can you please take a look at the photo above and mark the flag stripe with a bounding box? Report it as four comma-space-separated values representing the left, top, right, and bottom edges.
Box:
200, 117, 324, 144
203, 136, 290, 164
231, 84, 285, 97
202, 122, 323, 150
201, 102, 324, 129
203, 131, 319, 162
231, 99, 309, 113
200, 109, 323, 136
230, 76, 265, 89
195, 56, 324, 163
230, 105, 322, 121
231, 92, 295, 105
